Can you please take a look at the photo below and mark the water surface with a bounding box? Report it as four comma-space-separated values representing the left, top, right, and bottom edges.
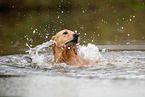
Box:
0, 43, 145, 97
1, 1, 145, 96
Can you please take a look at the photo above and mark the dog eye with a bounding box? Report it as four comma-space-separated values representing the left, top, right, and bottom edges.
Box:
63, 31, 68, 35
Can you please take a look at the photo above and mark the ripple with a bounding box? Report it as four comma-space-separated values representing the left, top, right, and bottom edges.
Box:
0, 51, 145, 80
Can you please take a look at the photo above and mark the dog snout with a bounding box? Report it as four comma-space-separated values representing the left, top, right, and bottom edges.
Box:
73, 33, 79, 37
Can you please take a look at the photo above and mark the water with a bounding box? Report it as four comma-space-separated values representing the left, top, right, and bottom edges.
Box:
1, 43, 145, 79
1, 1, 145, 96
1, 76, 145, 97
0, 41, 145, 96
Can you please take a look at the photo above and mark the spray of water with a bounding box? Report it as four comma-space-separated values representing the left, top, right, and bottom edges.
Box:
26, 40, 103, 67
26, 40, 56, 67
78, 43, 103, 61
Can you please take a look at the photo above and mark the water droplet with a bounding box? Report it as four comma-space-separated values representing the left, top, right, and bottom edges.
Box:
126, 42, 130, 44
80, 27, 84, 29
61, 47, 64, 49
33, 30, 36, 34
58, 15, 60, 18
68, 47, 70, 49
26, 43, 30, 48
102, 48, 106, 52
46, 36, 48, 38
83, 41, 86, 43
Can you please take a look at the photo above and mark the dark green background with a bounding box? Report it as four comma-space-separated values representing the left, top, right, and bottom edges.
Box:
0, 0, 145, 55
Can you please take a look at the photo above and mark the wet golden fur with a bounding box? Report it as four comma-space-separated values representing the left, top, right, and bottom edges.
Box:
51, 29, 96, 66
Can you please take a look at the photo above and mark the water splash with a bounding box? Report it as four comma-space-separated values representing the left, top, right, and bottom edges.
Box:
78, 43, 103, 61
26, 41, 103, 67
26, 40, 56, 67
0, 48, 145, 79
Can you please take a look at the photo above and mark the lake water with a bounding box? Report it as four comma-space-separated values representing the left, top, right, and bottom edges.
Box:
0, 42, 145, 97
0, 1, 145, 96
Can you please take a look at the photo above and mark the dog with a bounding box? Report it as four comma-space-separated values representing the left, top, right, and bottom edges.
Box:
50, 29, 97, 66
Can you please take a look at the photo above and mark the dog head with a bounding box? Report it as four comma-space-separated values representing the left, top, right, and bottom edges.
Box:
51, 29, 79, 47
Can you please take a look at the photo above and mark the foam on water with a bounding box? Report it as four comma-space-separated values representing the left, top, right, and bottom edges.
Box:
78, 43, 103, 61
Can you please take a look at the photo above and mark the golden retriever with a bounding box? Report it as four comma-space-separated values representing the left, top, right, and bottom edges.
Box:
51, 29, 97, 66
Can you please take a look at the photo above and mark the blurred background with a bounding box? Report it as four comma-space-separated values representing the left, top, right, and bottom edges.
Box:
0, 0, 145, 55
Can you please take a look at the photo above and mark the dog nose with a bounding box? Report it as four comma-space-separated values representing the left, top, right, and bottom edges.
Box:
73, 33, 79, 37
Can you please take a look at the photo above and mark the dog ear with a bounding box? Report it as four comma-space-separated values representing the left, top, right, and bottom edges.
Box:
51, 36, 55, 40
51, 35, 56, 48
73, 45, 77, 55
62, 50, 68, 60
